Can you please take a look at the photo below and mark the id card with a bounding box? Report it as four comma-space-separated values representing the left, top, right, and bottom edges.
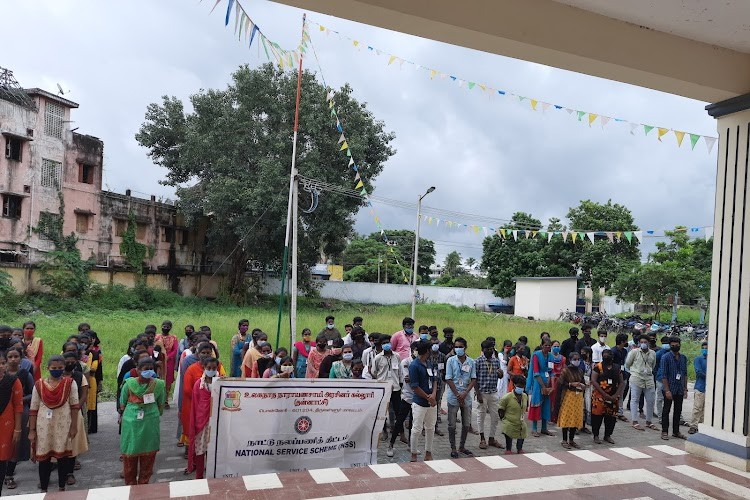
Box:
327, 340, 333, 346
143, 393, 156, 404
438, 363, 445, 370
136, 410, 145, 420
46, 409, 53, 419
461, 364, 471, 373
607, 379, 613, 385
548, 361, 554, 369
676, 374, 681, 380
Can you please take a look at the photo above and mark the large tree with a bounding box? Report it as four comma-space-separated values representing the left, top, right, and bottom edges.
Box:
136, 64, 395, 299
339, 231, 436, 284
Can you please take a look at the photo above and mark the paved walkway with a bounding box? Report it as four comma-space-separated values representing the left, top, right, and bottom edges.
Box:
5, 388, 705, 498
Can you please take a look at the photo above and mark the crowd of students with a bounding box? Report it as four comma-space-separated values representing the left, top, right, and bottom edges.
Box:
0, 315, 709, 494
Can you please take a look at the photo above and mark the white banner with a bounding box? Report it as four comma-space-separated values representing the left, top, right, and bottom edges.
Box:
206, 378, 392, 478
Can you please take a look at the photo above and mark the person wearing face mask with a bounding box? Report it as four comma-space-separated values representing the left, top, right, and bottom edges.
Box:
187, 357, 219, 478
591, 330, 609, 363
388, 342, 418, 457
528, 340, 556, 438
497, 340, 513, 398
181, 343, 218, 453
408, 341, 438, 463
230, 320, 250, 378
498, 375, 528, 455
29, 355, 79, 493
625, 334, 657, 431
689, 341, 708, 434
554, 352, 585, 449
611, 333, 631, 422
653, 335, 672, 419
22, 321, 43, 383
306, 334, 329, 379
360, 333, 381, 380
318, 315, 341, 344
3, 347, 33, 491
252, 342, 275, 379
271, 357, 296, 379
533, 332, 552, 352
263, 348, 289, 378
62, 352, 89, 485
348, 327, 369, 360
242, 332, 268, 378
474, 340, 503, 450
560, 327, 579, 360
439, 327, 454, 356
391, 317, 416, 362
507, 343, 528, 394
373, 336, 404, 451
0, 324, 13, 353
329, 346, 355, 379
0, 349, 23, 496
590, 348, 624, 444
155, 321, 178, 401
548, 340, 566, 423
445, 337, 476, 458
428, 334, 447, 432
659, 336, 688, 440
318, 338, 344, 378
119, 357, 165, 485
292, 328, 313, 379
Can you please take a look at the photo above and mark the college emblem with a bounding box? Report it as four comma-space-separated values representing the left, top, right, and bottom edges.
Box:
222, 390, 241, 411
294, 416, 312, 434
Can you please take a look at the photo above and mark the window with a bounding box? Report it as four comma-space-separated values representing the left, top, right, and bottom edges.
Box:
76, 213, 90, 234
162, 227, 174, 243
115, 219, 128, 237
136, 223, 148, 240
1, 195, 22, 219
180, 229, 188, 246
44, 101, 64, 139
37, 212, 61, 241
4, 137, 22, 161
78, 163, 95, 184
41, 159, 62, 189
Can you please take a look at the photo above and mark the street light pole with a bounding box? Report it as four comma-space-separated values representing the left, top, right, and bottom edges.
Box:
411, 186, 435, 319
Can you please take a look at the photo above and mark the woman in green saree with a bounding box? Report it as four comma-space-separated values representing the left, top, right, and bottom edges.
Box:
119, 357, 165, 485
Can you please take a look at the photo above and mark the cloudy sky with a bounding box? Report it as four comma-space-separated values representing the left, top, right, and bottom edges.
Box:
2, 0, 717, 263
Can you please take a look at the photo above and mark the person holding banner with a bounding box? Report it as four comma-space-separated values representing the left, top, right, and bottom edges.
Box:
119, 356, 165, 485
329, 345, 355, 378
305, 335, 328, 379
318, 338, 344, 378
409, 341, 437, 463
187, 357, 218, 479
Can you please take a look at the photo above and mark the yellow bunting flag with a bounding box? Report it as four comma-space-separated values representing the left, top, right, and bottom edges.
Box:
430, 69, 437, 79
674, 131, 685, 147
319, 25, 326, 31
571, 232, 578, 243
388, 55, 397, 65
530, 99, 538, 111
355, 180, 364, 189
588, 114, 598, 127
500, 229, 507, 239
657, 127, 669, 141
340, 141, 349, 151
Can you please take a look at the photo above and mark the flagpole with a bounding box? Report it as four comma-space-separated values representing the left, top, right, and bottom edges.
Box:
276, 13, 306, 350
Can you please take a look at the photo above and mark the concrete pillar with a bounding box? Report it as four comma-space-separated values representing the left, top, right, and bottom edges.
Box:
686, 93, 750, 471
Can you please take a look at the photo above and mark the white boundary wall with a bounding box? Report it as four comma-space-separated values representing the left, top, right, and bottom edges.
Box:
264, 280, 513, 308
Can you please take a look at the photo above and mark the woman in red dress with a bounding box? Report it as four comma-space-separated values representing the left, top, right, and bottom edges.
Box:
23, 321, 43, 383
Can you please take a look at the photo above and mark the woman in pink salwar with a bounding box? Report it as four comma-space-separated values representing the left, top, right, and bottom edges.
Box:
187, 357, 217, 479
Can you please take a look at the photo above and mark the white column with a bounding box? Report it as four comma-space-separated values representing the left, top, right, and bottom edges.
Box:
687, 94, 750, 471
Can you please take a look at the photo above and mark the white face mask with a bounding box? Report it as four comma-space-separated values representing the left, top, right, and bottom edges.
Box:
281, 365, 294, 373
204, 369, 218, 378
599, 336, 607, 344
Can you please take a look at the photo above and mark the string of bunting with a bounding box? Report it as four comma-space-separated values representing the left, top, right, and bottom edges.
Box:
419, 214, 714, 243
310, 20, 718, 153
207, 0, 309, 69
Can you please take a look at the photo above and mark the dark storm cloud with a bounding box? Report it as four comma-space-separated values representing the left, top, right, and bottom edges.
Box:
2, 0, 716, 262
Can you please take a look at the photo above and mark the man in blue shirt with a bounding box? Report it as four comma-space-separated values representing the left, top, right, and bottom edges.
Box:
445, 337, 476, 458
408, 341, 437, 462
659, 336, 688, 440
654, 335, 671, 419
689, 341, 708, 435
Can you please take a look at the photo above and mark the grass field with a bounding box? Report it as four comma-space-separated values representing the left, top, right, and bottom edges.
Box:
0, 298, 703, 398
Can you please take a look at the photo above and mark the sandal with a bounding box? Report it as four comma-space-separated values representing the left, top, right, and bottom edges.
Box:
632, 423, 645, 431
661, 432, 670, 440
450, 451, 459, 459
459, 449, 474, 456
593, 437, 602, 444
66, 474, 76, 486
569, 441, 580, 449
646, 423, 658, 430
532, 431, 541, 437
673, 432, 687, 440
5, 477, 17, 490
604, 436, 615, 444
74, 460, 82, 471
561, 441, 571, 449
540, 430, 556, 436
617, 415, 629, 422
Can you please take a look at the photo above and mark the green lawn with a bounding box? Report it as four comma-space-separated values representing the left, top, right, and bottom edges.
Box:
0, 298, 703, 398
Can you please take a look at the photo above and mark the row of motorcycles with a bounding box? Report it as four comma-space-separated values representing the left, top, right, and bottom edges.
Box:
566, 312, 708, 342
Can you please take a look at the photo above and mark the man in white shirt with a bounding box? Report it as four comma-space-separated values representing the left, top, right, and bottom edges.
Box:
592, 330, 610, 363
372, 339, 404, 450
361, 333, 382, 380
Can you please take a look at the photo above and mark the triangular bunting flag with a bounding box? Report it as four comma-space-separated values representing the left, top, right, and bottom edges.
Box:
348, 157, 354, 167
340, 141, 349, 151
600, 116, 611, 127
337, 133, 346, 144
210, 0, 223, 14
705, 227, 713, 242
630, 123, 639, 135
644, 125, 654, 135
674, 131, 685, 147
541, 102, 551, 112
355, 180, 364, 189
615, 231, 622, 242
530, 99, 538, 111
225, 0, 235, 26
547, 232, 553, 243
657, 128, 670, 141
588, 113, 598, 126
606, 232, 614, 243
633, 231, 643, 242
500, 229, 507, 239
566, 108, 574, 115
354, 172, 361, 180
430, 69, 437, 79
624, 231, 633, 243
468, 82, 476, 90
577, 111, 585, 121
562, 231, 568, 242
346, 149, 351, 157
532, 231, 538, 238
705, 136, 717, 153
524, 230, 530, 239
360, 188, 367, 195
689, 133, 701, 150
571, 232, 578, 243
388, 55, 397, 65
512, 230, 518, 241
586, 232, 595, 243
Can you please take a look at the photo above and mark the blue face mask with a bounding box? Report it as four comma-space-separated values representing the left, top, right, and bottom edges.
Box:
431, 344, 439, 352
49, 369, 64, 379
570, 359, 581, 367
661, 344, 670, 350
382, 343, 392, 352
420, 334, 429, 341
514, 387, 524, 395
552, 346, 561, 355
404, 328, 414, 334
140, 369, 156, 379
342, 353, 354, 361
509, 349, 515, 356
701, 348, 708, 357
455, 347, 465, 357
275, 356, 282, 366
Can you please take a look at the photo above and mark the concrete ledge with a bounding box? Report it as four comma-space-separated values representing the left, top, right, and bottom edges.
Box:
686, 435, 750, 472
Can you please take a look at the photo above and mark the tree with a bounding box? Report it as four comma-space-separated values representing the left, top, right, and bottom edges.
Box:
443, 251, 463, 277
340, 236, 396, 283
567, 200, 640, 289
481, 212, 547, 297
465, 257, 477, 269
136, 64, 395, 301
372, 230, 435, 284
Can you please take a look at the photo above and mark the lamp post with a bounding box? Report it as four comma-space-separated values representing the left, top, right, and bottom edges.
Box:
411, 186, 435, 319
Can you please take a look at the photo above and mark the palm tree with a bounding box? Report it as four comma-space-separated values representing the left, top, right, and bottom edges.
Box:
466, 257, 477, 269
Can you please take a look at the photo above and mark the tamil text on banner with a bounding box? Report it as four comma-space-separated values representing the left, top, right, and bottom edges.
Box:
206, 378, 392, 478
